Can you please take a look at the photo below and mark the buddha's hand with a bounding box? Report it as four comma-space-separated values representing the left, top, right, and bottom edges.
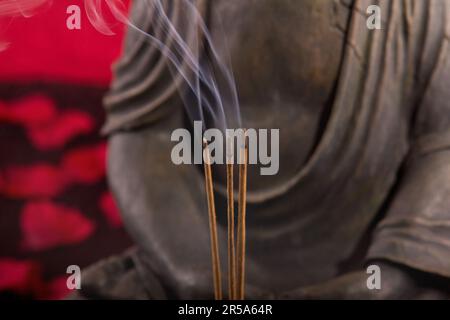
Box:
280, 261, 450, 300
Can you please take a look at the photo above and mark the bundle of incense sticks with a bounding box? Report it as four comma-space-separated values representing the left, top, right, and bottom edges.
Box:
203, 135, 248, 300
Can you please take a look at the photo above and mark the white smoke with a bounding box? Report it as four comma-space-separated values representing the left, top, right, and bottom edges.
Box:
0, 0, 52, 17
85, 0, 241, 131
0, 0, 241, 130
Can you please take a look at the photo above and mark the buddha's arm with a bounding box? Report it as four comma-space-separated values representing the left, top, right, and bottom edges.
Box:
365, 33, 450, 297
107, 112, 224, 299
282, 261, 449, 300
284, 25, 450, 300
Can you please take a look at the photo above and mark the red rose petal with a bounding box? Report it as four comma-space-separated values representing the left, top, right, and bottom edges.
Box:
99, 192, 122, 227
20, 201, 96, 251
62, 144, 106, 184
0, 95, 56, 127
0, 258, 43, 296
28, 110, 94, 150
0, 164, 67, 198
0, 96, 95, 150
40, 275, 71, 300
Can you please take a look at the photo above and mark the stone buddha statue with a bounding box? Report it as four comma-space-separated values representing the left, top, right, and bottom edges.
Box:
73, 0, 450, 299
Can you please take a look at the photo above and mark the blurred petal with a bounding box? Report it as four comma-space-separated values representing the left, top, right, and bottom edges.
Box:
0, 164, 67, 198
0, 95, 56, 127
21, 201, 95, 251
99, 191, 122, 227
0, 258, 43, 295
62, 144, 106, 184
28, 110, 94, 150
40, 275, 70, 300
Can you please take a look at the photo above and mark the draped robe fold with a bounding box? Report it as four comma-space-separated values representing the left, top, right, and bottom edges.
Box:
90, 0, 450, 298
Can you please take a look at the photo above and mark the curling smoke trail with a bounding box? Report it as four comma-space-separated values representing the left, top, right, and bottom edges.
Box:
93, 0, 241, 131
148, 0, 241, 130
0, 0, 51, 17
0, 0, 53, 50
0, 0, 241, 130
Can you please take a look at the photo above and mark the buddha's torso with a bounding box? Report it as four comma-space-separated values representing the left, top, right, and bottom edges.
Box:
104, 0, 433, 298
208, 0, 350, 191
203, 0, 356, 292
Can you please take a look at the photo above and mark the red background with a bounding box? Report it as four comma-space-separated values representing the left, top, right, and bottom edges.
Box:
0, 0, 132, 299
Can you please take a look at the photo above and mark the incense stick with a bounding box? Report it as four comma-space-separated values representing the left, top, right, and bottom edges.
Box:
226, 161, 236, 300
203, 139, 222, 300
236, 135, 248, 300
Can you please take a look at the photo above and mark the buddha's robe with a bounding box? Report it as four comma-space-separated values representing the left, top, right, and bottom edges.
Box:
75, 0, 450, 299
